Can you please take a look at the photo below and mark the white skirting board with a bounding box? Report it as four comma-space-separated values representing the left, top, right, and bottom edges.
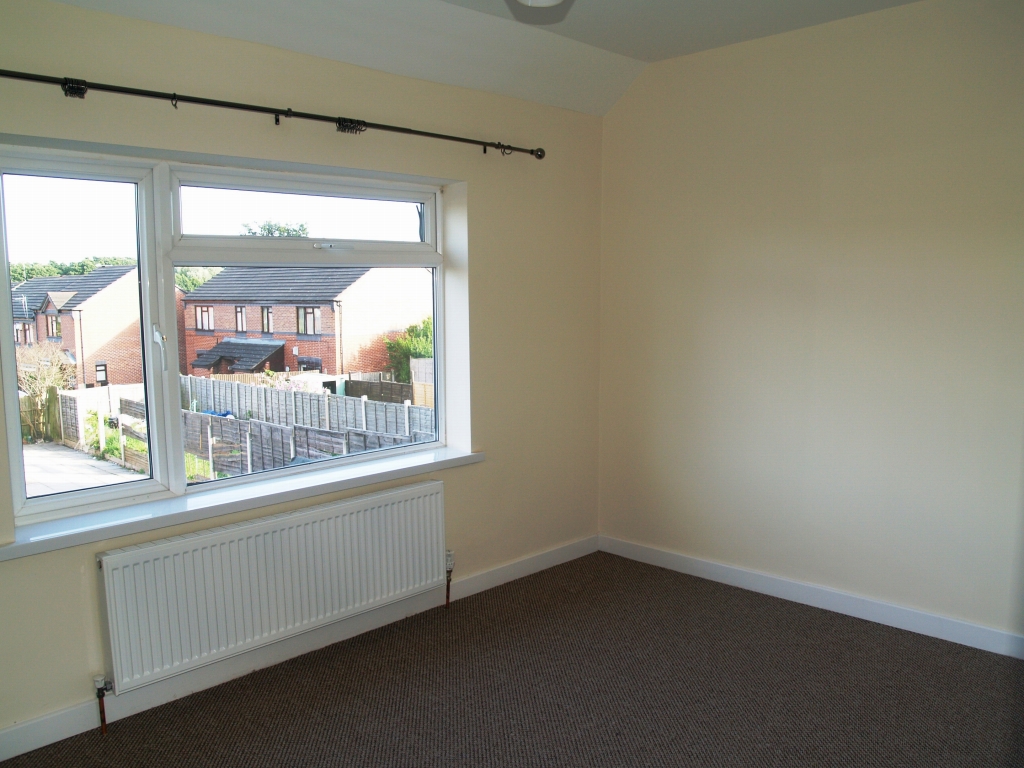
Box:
5, 531, 1021, 761
450, 534, 600, 601
0, 587, 444, 763
598, 535, 1024, 660
0, 535, 600, 762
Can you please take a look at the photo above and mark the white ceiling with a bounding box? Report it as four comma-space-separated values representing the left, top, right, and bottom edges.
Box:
440, 0, 923, 62
58, 0, 921, 115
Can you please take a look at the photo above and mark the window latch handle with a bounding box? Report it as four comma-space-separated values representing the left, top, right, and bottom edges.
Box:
152, 325, 168, 372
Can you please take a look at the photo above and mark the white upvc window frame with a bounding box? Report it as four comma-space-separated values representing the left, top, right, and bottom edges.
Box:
0, 147, 447, 528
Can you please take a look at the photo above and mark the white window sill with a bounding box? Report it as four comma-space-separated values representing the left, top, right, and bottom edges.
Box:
0, 447, 483, 562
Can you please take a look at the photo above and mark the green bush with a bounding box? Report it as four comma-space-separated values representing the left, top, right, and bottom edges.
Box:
84, 411, 121, 458
385, 318, 433, 384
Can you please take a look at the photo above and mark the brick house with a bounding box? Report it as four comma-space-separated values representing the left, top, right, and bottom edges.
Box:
180, 267, 433, 377
10, 265, 144, 387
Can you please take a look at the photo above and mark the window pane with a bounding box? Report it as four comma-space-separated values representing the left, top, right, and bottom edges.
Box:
2, 174, 152, 499
175, 265, 437, 486
179, 186, 424, 242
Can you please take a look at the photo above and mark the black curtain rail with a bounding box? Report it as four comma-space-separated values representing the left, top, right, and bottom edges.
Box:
0, 68, 546, 160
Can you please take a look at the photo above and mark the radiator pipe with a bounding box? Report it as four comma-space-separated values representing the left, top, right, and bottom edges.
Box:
445, 550, 454, 609
93, 676, 112, 735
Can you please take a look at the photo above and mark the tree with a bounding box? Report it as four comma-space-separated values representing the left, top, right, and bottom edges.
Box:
15, 342, 76, 400
385, 318, 433, 384
174, 267, 222, 292
241, 221, 309, 238
16, 342, 76, 441
9, 256, 136, 284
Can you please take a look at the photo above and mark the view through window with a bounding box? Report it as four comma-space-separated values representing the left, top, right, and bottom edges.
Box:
2, 173, 152, 498
177, 265, 436, 486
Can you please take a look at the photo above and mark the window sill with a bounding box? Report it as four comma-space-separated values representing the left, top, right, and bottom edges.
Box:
0, 447, 483, 562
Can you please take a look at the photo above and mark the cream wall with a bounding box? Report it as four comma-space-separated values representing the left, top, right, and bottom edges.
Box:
0, 0, 602, 728
600, 0, 1024, 634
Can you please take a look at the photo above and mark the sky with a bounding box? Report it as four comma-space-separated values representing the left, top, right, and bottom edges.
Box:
1, 174, 422, 265
2, 175, 138, 263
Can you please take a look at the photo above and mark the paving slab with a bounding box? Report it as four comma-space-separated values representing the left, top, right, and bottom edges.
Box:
22, 441, 143, 498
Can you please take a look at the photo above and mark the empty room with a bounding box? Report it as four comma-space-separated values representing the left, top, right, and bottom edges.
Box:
0, 0, 1021, 765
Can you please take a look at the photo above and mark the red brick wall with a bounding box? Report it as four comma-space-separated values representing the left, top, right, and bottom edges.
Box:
346, 331, 401, 373
56, 310, 79, 384
175, 287, 187, 374
181, 301, 340, 376
77, 273, 145, 387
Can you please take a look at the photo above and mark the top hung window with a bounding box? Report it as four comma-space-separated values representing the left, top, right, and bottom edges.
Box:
0, 151, 444, 526
179, 186, 426, 242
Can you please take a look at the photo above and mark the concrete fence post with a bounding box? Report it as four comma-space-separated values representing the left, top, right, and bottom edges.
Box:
404, 400, 411, 437
361, 395, 368, 431
76, 394, 85, 451
207, 422, 216, 480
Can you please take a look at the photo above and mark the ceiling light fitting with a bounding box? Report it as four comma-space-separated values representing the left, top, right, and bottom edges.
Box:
516, 0, 564, 7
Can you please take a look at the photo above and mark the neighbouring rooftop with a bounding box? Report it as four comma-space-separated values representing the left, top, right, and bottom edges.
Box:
10, 265, 137, 319
183, 267, 369, 304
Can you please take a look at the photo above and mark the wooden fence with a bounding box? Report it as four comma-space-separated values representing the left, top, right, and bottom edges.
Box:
120, 422, 149, 472
210, 371, 394, 385
120, 398, 146, 420
181, 410, 433, 481
412, 382, 435, 408
19, 397, 46, 443
344, 379, 413, 404
58, 393, 83, 447
180, 375, 434, 439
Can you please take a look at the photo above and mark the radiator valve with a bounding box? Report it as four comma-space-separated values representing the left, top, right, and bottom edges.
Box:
94, 675, 113, 735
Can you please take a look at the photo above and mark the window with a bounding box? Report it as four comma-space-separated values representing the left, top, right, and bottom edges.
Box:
0, 149, 445, 524
179, 187, 424, 242
297, 306, 321, 336
1, 169, 152, 508
195, 306, 214, 331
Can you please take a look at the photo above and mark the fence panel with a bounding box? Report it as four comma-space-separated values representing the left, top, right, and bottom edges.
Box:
59, 393, 80, 446
294, 425, 348, 460
344, 379, 412, 404
347, 430, 413, 453
409, 405, 434, 435
19, 397, 45, 443
120, 422, 151, 474
179, 376, 433, 439
249, 419, 293, 472
120, 398, 146, 420
412, 382, 435, 408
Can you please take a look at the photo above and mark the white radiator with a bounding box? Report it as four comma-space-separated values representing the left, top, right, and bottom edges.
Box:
98, 481, 445, 694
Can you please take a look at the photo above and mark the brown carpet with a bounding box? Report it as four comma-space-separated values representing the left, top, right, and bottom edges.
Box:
5, 552, 1023, 767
